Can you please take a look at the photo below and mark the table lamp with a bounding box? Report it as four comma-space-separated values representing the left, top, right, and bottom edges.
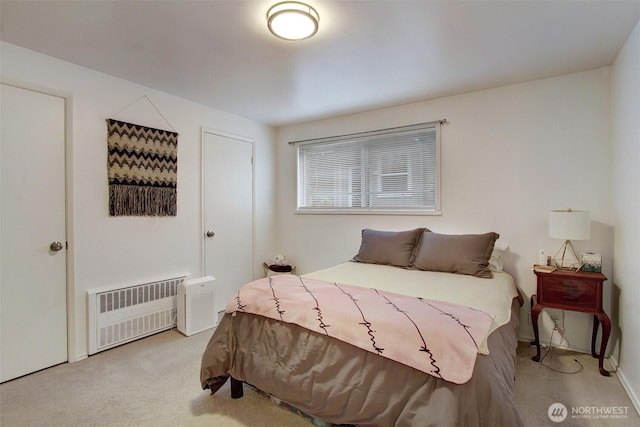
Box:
549, 209, 591, 270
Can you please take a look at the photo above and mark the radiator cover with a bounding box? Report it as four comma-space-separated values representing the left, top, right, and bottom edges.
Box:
87, 275, 186, 355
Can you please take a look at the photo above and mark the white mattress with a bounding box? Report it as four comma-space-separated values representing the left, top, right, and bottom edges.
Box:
304, 261, 520, 354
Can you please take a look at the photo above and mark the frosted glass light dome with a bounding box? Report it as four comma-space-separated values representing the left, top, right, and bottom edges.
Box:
267, 2, 319, 41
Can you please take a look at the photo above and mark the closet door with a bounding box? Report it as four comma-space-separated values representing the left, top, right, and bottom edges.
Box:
202, 130, 254, 318
1, 84, 67, 382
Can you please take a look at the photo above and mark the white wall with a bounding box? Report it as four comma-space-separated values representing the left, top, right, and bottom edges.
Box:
611, 20, 640, 413
2, 29, 634, 404
276, 68, 613, 353
0, 42, 277, 361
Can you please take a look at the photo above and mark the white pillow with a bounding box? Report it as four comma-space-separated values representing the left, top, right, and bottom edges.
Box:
488, 240, 509, 272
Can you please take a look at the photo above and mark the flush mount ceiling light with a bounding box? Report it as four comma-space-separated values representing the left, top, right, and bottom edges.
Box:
267, 1, 319, 41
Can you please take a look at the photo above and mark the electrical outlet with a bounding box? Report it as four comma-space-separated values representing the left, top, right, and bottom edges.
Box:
550, 312, 564, 332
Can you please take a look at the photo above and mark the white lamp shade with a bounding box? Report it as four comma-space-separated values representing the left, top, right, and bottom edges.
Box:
549, 209, 591, 240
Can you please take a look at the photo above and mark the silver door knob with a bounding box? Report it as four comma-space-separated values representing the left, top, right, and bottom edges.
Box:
205, 231, 215, 238
50, 241, 64, 251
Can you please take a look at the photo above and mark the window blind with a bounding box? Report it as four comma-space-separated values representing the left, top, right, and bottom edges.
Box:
296, 122, 441, 214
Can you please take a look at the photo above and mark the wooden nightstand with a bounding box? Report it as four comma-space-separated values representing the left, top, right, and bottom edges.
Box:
531, 269, 610, 376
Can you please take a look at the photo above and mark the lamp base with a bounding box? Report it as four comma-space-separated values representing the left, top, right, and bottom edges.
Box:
552, 240, 583, 271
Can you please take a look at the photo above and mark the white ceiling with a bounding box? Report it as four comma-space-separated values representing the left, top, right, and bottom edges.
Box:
1, 0, 639, 127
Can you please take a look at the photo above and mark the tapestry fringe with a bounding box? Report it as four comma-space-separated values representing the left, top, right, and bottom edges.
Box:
109, 184, 177, 216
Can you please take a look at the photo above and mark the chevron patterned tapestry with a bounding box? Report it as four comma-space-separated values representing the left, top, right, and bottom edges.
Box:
107, 119, 178, 216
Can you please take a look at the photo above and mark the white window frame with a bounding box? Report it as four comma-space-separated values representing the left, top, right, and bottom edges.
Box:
294, 121, 443, 215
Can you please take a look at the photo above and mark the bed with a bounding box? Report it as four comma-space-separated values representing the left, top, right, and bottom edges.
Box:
200, 229, 524, 426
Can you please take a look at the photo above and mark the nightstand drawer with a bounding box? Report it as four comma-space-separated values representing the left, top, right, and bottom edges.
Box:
539, 277, 597, 310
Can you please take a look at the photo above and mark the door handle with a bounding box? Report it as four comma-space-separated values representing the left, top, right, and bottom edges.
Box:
50, 241, 64, 252
205, 231, 215, 238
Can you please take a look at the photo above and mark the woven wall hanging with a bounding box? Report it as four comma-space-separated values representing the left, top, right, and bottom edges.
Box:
106, 118, 178, 216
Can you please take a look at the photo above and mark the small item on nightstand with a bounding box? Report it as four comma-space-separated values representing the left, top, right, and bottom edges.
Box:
264, 254, 296, 276
538, 250, 546, 265
268, 264, 293, 273
532, 264, 556, 273
272, 254, 288, 266
581, 252, 602, 272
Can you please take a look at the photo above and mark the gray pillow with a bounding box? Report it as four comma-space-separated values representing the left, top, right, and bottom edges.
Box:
413, 232, 499, 278
353, 228, 427, 267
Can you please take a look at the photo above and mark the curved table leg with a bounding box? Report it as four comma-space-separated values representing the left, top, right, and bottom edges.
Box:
592, 313, 611, 376
531, 300, 543, 362
591, 315, 599, 358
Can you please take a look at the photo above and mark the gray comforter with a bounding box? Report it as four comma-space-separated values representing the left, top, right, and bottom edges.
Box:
200, 297, 523, 426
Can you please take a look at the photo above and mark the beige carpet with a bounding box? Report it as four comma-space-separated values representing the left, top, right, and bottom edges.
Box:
514, 341, 639, 426
1, 329, 638, 426
0, 329, 308, 427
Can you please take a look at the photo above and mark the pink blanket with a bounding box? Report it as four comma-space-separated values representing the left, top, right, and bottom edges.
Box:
227, 275, 495, 384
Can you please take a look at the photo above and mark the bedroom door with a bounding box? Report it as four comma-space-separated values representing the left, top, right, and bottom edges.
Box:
0, 84, 68, 382
202, 130, 254, 318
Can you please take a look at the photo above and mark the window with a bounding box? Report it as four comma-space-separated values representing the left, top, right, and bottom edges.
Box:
296, 122, 441, 214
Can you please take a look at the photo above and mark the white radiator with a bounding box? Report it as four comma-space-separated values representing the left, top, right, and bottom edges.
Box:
177, 276, 216, 336
87, 275, 186, 355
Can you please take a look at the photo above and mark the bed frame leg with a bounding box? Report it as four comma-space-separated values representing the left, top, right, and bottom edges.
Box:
230, 377, 243, 399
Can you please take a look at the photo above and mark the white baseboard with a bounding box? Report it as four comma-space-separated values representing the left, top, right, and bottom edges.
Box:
610, 361, 640, 416
71, 352, 88, 363
519, 334, 599, 355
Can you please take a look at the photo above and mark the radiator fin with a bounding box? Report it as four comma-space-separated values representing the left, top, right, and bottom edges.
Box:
87, 276, 186, 355
98, 279, 181, 313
